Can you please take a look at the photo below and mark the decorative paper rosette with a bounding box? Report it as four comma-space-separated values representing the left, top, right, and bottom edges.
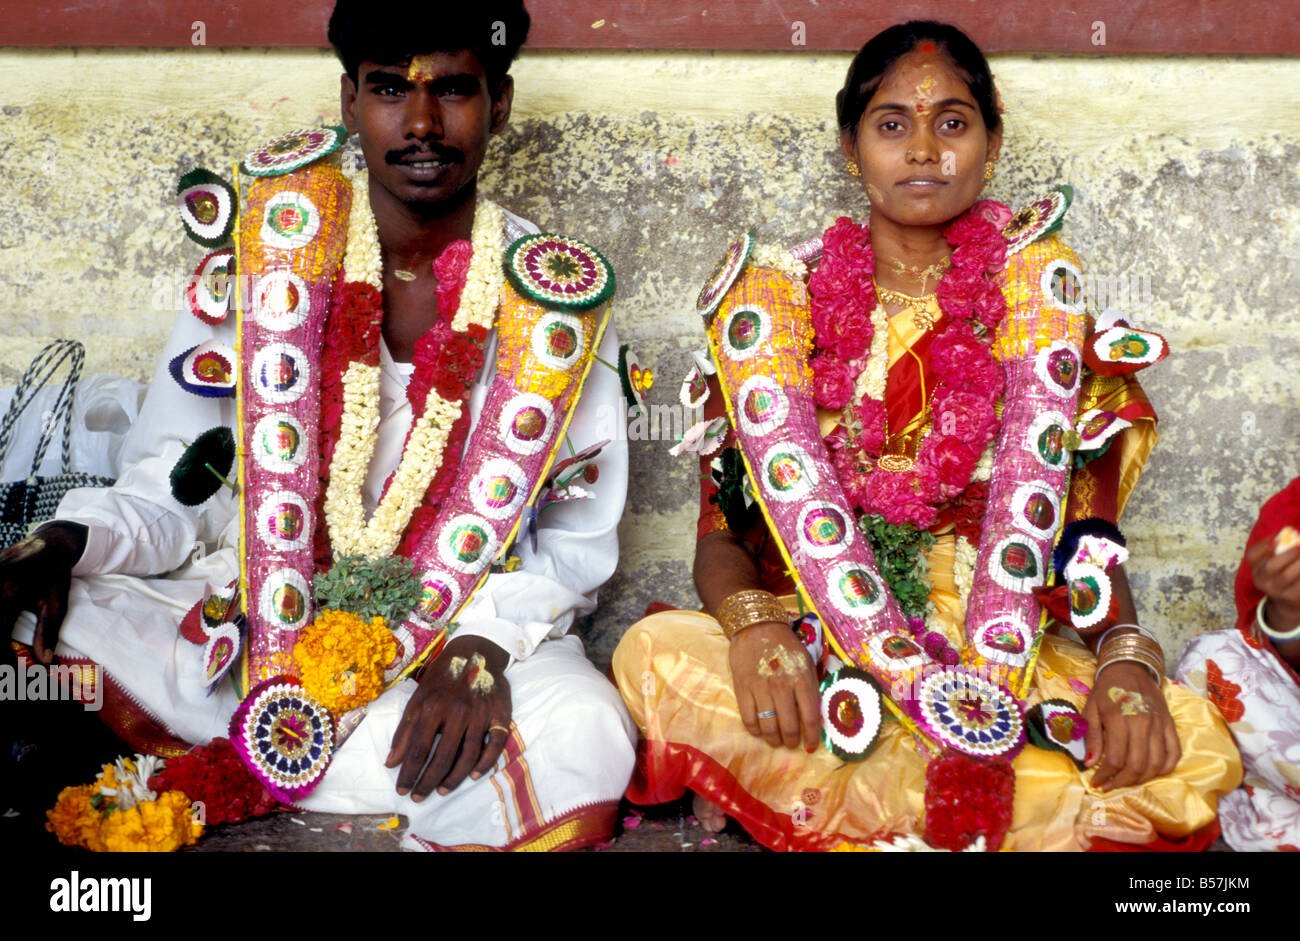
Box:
696, 230, 754, 321
819, 667, 883, 760
617, 343, 652, 416
1025, 699, 1088, 767
186, 249, 235, 325
169, 426, 236, 506
1002, 184, 1072, 255
1084, 324, 1169, 376
1073, 408, 1131, 461
914, 668, 1025, 759
679, 364, 709, 409
229, 678, 334, 803
240, 125, 346, 177
505, 233, 615, 312
169, 340, 237, 398
793, 613, 824, 669
201, 621, 242, 696
668, 415, 729, 458
177, 168, 236, 248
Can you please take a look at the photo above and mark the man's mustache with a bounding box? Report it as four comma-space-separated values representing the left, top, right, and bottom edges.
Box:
386, 144, 464, 165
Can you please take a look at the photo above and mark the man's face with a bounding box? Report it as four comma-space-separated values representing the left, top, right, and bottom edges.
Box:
340, 49, 513, 211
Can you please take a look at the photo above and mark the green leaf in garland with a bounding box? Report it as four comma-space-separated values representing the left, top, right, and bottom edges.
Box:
313, 554, 424, 625
169, 427, 237, 506
857, 514, 935, 621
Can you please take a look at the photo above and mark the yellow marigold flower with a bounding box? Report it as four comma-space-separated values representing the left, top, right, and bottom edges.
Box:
46, 784, 104, 851
99, 791, 202, 853
295, 609, 396, 714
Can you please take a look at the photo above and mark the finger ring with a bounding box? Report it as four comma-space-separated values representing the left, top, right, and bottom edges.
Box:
488, 724, 510, 735
756, 709, 777, 720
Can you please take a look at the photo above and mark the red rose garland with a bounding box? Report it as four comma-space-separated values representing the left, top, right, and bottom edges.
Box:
809, 203, 1010, 529
147, 737, 278, 827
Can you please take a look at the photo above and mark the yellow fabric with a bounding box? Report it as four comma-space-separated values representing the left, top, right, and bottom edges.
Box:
614, 610, 1242, 850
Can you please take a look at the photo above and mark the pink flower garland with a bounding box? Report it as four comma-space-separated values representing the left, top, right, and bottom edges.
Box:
810, 202, 1011, 529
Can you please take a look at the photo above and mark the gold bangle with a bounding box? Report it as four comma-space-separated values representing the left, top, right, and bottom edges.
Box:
1097, 632, 1166, 683
716, 590, 788, 639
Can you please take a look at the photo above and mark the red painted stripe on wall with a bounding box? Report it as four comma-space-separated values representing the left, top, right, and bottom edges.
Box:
3, 0, 1297, 53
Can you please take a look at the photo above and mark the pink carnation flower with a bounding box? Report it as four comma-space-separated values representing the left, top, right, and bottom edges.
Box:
856, 397, 887, 456
811, 351, 855, 410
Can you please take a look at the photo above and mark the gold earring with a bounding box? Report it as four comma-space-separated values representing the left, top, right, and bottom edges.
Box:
846, 159, 860, 178
983, 160, 996, 182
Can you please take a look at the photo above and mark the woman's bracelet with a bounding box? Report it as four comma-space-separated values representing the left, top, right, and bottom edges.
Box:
716, 589, 789, 639
1096, 629, 1165, 685
1256, 598, 1300, 643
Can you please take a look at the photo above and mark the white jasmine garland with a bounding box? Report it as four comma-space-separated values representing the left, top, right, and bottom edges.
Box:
451, 201, 506, 334
342, 166, 382, 288
750, 242, 807, 283
355, 394, 463, 559
323, 362, 382, 556
952, 534, 978, 620
854, 302, 890, 403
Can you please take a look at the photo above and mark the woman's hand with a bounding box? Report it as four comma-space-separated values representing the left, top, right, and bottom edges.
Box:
1246, 539, 1300, 632
386, 634, 513, 801
1082, 660, 1180, 792
728, 622, 821, 752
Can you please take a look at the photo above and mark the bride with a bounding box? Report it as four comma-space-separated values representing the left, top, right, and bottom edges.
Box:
613, 20, 1240, 851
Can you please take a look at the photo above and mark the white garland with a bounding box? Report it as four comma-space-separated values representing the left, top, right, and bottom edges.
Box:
749, 242, 807, 283
854, 302, 890, 403
324, 179, 506, 559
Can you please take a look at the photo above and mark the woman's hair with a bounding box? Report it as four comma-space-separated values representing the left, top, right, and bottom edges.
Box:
328, 0, 531, 94
836, 21, 1000, 138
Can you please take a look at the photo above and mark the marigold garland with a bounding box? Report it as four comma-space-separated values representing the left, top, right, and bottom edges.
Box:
294, 608, 397, 714
46, 757, 203, 852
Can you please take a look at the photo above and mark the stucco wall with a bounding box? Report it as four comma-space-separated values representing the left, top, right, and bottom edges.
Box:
1, 48, 1296, 668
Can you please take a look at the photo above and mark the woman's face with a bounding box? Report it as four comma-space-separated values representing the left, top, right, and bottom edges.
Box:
842, 49, 1001, 229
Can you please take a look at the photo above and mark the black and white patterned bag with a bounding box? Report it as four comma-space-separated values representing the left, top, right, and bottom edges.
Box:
0, 340, 116, 549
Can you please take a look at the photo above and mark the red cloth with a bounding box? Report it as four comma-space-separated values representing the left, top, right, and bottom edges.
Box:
1233, 475, 1300, 684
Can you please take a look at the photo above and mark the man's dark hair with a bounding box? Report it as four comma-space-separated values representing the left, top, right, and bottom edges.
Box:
328, 0, 531, 93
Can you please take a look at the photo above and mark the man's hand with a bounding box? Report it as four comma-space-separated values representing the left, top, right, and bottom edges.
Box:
0, 523, 86, 666
728, 622, 820, 752
386, 633, 512, 801
1246, 538, 1300, 632
1083, 660, 1180, 792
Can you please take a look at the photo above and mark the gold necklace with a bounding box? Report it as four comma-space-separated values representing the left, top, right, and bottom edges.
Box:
888, 254, 950, 293
874, 282, 942, 332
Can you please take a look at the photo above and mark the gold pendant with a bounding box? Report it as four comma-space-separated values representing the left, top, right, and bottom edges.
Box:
878, 454, 915, 473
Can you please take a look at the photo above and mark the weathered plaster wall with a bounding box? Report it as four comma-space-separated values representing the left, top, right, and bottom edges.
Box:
0, 48, 1296, 668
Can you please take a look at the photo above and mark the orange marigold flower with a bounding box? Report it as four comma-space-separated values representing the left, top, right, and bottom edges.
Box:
294, 608, 396, 714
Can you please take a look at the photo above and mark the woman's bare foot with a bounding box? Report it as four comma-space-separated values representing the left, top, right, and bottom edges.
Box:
692, 790, 727, 832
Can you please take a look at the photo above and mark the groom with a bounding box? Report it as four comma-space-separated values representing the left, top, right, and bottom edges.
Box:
0, 0, 635, 851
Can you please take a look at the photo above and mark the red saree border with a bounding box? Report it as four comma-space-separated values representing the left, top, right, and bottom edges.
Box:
12, 643, 195, 759
626, 736, 1218, 853
625, 739, 847, 852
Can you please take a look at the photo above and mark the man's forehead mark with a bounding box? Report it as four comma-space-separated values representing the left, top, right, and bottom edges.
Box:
408, 54, 438, 84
